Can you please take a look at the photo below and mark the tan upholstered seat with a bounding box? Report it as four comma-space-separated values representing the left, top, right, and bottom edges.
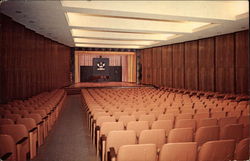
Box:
139, 129, 166, 150
175, 119, 196, 130
234, 138, 250, 161
159, 142, 197, 161
127, 121, 149, 137
139, 114, 156, 126
168, 128, 193, 143
116, 144, 157, 161
198, 140, 235, 161
0, 134, 16, 161
196, 118, 217, 129
0, 118, 14, 125
195, 126, 219, 146
151, 120, 173, 137
118, 115, 136, 127
218, 117, 238, 128
220, 124, 243, 143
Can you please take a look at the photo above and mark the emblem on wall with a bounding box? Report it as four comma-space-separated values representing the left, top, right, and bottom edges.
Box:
97, 61, 106, 70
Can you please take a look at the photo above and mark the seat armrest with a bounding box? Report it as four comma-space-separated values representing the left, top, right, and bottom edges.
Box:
37, 120, 44, 125
16, 137, 28, 144
1, 152, 12, 160
29, 127, 37, 133
108, 147, 116, 161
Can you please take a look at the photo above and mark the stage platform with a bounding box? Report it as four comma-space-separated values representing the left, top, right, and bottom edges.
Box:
65, 82, 153, 95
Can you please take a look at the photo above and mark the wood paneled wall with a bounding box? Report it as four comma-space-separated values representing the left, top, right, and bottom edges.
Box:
140, 30, 249, 94
0, 14, 71, 103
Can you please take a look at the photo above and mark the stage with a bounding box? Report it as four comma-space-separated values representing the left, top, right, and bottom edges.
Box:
65, 82, 152, 94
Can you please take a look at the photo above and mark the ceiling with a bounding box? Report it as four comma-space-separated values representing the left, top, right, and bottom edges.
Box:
0, 1, 249, 49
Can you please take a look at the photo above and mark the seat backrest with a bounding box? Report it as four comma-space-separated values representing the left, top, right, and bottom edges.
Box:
227, 111, 241, 118
139, 114, 156, 126
211, 112, 226, 119
139, 129, 166, 150
0, 118, 14, 125
198, 140, 235, 161
127, 121, 149, 137
100, 122, 124, 136
196, 118, 217, 129
195, 126, 219, 146
151, 120, 173, 136
96, 116, 116, 126
176, 114, 193, 121
131, 111, 147, 120
23, 113, 42, 124
234, 138, 250, 160
4, 114, 22, 123
193, 113, 209, 120
175, 119, 196, 130
238, 116, 250, 126
218, 117, 238, 128
168, 128, 193, 143
220, 124, 243, 142
159, 142, 197, 161
0, 124, 28, 143
106, 130, 136, 153
117, 144, 157, 161
157, 114, 175, 121
113, 112, 129, 120
118, 115, 136, 127
16, 118, 37, 131
0, 134, 16, 161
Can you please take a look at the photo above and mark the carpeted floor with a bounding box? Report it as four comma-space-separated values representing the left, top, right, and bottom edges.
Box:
32, 95, 100, 161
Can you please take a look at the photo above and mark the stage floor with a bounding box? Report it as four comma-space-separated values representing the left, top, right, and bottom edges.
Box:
69, 82, 148, 88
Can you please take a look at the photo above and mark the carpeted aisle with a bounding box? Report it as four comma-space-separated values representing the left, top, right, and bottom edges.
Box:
32, 95, 99, 161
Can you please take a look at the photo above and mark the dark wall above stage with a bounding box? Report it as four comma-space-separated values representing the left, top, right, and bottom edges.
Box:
140, 30, 249, 94
0, 14, 71, 103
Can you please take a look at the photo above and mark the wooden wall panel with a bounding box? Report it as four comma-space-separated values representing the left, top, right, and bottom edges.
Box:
161, 46, 173, 87
0, 14, 70, 103
235, 30, 249, 94
144, 48, 153, 84
215, 34, 235, 93
172, 43, 185, 88
152, 47, 162, 86
198, 38, 215, 91
185, 41, 198, 90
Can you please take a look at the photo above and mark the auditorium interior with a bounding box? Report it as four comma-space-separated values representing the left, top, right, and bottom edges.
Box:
0, 1, 249, 161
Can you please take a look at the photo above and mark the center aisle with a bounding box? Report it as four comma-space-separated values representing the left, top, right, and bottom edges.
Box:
32, 95, 99, 161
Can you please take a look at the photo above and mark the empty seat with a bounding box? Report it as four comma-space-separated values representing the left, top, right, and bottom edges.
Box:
0, 134, 16, 161
105, 130, 136, 161
4, 114, 22, 123
220, 124, 243, 143
227, 110, 242, 118
139, 114, 156, 126
243, 124, 249, 139
0, 124, 29, 161
139, 129, 166, 150
176, 114, 193, 121
159, 142, 197, 161
195, 126, 219, 146
193, 113, 210, 120
118, 115, 136, 127
196, 108, 209, 114
234, 138, 250, 161
0, 118, 14, 125
151, 120, 173, 137
211, 112, 226, 119
157, 114, 175, 121
238, 116, 250, 126
127, 121, 149, 137
197, 118, 217, 129
168, 128, 193, 143
198, 140, 235, 161
131, 111, 147, 120
112, 112, 129, 120
115, 144, 157, 161
175, 119, 196, 130
218, 117, 238, 128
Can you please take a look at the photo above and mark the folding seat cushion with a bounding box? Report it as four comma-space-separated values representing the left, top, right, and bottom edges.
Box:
0, 118, 14, 125
157, 114, 175, 121
139, 114, 156, 126
116, 144, 157, 161
196, 118, 217, 129
151, 120, 173, 137
175, 119, 196, 130
4, 114, 22, 123
139, 129, 166, 150
0, 134, 16, 161
195, 126, 219, 146
211, 112, 226, 119
0, 125, 29, 161
159, 142, 197, 161
105, 130, 136, 161
234, 138, 250, 161
193, 113, 210, 120
220, 124, 243, 143
118, 115, 136, 127
168, 128, 193, 143
16, 118, 38, 159
127, 121, 149, 137
218, 117, 238, 128
198, 140, 235, 161
176, 114, 193, 121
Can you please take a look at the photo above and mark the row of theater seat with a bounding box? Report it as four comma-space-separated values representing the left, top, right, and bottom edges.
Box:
81, 87, 249, 161
0, 89, 67, 161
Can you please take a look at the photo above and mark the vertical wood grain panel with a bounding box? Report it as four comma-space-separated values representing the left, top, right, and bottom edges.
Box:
235, 30, 249, 94
156, 47, 162, 86
215, 34, 235, 93
198, 38, 215, 91
172, 43, 184, 88
145, 48, 153, 84
185, 41, 198, 90
152, 48, 158, 86
161, 46, 173, 87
